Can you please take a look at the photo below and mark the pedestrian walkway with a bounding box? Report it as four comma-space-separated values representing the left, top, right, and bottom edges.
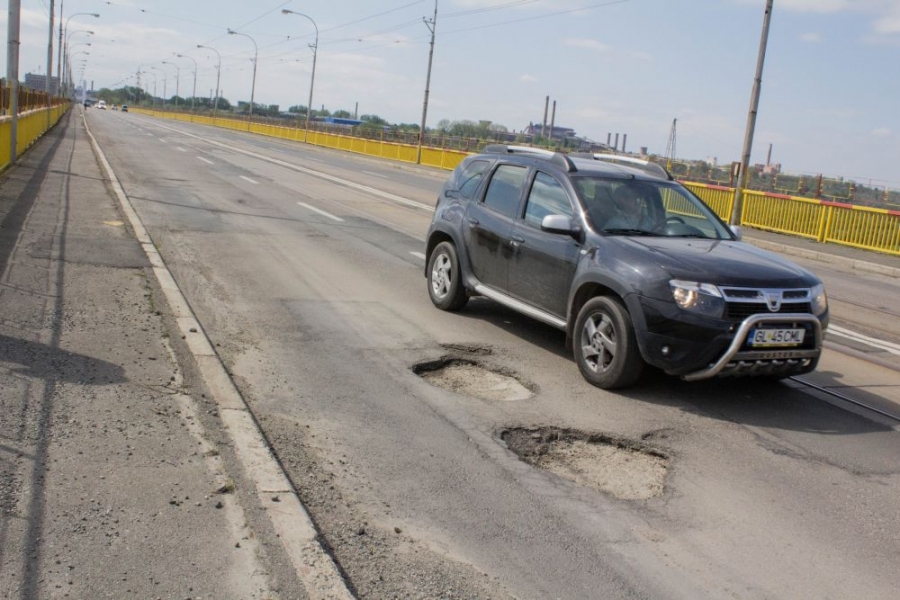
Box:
0, 110, 284, 598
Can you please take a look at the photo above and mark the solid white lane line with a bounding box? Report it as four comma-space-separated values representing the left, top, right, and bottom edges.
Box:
828, 325, 900, 355
240, 176, 259, 185
198, 156, 214, 165
298, 202, 344, 222
410, 252, 426, 260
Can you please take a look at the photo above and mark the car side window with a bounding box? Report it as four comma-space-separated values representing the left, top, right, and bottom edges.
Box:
458, 160, 490, 199
523, 172, 573, 227
482, 165, 528, 218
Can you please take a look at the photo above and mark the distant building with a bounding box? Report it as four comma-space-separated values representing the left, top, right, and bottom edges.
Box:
24, 73, 60, 95
524, 121, 576, 141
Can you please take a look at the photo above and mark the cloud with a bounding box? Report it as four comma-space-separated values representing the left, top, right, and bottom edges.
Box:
519, 74, 538, 83
800, 32, 822, 42
873, 4, 900, 33
563, 38, 609, 52
872, 127, 892, 137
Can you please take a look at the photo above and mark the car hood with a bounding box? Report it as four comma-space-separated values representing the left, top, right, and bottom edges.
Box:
616, 237, 819, 288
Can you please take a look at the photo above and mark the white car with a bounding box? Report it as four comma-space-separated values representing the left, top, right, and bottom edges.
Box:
97, 100, 107, 110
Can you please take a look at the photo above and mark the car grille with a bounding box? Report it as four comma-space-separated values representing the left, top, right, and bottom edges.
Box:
719, 287, 813, 322
725, 301, 812, 320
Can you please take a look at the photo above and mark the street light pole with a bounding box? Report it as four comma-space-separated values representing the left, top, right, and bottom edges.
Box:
162, 60, 180, 108
197, 45, 221, 119
59, 12, 99, 95
730, 0, 774, 226
281, 9, 319, 143
417, 0, 438, 164
177, 54, 198, 112
227, 30, 258, 121
151, 66, 167, 107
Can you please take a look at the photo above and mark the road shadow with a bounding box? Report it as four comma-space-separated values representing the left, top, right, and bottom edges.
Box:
0, 333, 126, 386
448, 299, 894, 435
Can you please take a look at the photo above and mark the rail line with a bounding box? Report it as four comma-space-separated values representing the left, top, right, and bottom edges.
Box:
790, 376, 900, 423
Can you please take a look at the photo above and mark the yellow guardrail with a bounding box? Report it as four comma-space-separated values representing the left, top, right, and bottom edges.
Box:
133, 108, 900, 257
1, 104, 69, 171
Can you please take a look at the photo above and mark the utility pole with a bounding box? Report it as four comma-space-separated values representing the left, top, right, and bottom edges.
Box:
57, 0, 63, 88
731, 0, 774, 225
417, 0, 437, 164
46, 0, 55, 128
7, 0, 21, 162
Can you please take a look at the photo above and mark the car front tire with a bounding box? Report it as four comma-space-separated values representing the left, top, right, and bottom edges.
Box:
427, 241, 468, 311
574, 296, 644, 389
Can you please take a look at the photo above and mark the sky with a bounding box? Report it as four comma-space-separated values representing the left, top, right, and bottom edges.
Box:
4, 0, 900, 187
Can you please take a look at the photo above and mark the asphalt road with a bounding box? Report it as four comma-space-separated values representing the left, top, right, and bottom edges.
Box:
53, 108, 900, 597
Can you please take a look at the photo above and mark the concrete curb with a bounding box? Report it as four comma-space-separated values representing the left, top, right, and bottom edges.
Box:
82, 112, 354, 599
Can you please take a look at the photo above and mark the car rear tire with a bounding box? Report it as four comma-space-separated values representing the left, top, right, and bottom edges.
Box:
574, 296, 644, 389
428, 241, 468, 311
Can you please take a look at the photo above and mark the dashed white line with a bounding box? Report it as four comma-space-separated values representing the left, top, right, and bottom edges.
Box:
297, 202, 344, 222
362, 170, 388, 179
197, 156, 214, 165
176, 147, 187, 152
410, 252, 426, 260
240, 176, 259, 185
159, 138, 168, 144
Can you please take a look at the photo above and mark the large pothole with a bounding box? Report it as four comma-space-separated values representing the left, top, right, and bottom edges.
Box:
501, 427, 669, 500
413, 357, 533, 402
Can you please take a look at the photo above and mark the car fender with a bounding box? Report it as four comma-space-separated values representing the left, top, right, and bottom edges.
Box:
424, 206, 477, 289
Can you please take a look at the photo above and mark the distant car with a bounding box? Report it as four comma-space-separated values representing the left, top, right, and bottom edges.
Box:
112, 104, 119, 111
424, 145, 829, 388
97, 100, 107, 110
121, 105, 128, 113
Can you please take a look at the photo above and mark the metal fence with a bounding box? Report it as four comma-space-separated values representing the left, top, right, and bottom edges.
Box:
132, 108, 900, 258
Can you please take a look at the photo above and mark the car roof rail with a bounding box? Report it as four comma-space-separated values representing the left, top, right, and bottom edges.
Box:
571, 153, 673, 180
482, 144, 575, 172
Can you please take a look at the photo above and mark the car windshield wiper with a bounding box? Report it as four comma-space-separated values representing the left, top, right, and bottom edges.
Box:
601, 228, 663, 237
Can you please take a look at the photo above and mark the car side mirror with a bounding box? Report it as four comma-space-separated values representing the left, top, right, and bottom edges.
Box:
541, 215, 581, 238
729, 225, 742, 241
444, 188, 460, 199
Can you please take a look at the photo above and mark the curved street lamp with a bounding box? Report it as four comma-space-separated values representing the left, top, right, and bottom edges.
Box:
62, 29, 93, 96
227, 29, 258, 120
282, 9, 318, 143
176, 54, 198, 112
197, 44, 222, 118
59, 12, 99, 92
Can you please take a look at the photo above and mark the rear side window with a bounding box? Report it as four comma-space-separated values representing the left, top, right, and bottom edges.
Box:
457, 160, 490, 199
524, 172, 573, 227
483, 165, 527, 219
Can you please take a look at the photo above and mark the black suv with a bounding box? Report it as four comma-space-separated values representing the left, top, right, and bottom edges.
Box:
424, 146, 828, 389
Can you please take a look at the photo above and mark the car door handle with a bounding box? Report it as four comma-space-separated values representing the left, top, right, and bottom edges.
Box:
468, 217, 480, 226
510, 235, 525, 249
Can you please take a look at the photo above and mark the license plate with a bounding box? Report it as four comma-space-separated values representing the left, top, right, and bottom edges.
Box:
748, 328, 805, 347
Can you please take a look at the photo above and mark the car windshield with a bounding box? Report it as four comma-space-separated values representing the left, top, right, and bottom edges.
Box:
572, 177, 733, 239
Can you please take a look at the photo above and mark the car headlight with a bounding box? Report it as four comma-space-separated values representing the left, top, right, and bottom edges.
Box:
669, 280, 725, 318
810, 283, 828, 316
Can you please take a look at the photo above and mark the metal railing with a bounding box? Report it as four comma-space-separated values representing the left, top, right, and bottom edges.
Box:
132, 108, 900, 257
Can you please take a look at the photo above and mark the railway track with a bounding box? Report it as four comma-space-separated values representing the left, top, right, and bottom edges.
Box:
790, 375, 900, 423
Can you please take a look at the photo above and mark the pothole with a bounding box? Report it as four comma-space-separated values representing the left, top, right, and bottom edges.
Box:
501, 427, 669, 500
413, 357, 533, 401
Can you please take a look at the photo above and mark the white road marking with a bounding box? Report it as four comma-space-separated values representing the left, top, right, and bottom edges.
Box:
197, 156, 214, 165
410, 252, 426, 260
176, 147, 187, 152
146, 120, 433, 211
159, 138, 168, 144
240, 176, 259, 185
297, 202, 344, 222
362, 170, 388, 179
147, 133, 154, 137
828, 325, 900, 356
